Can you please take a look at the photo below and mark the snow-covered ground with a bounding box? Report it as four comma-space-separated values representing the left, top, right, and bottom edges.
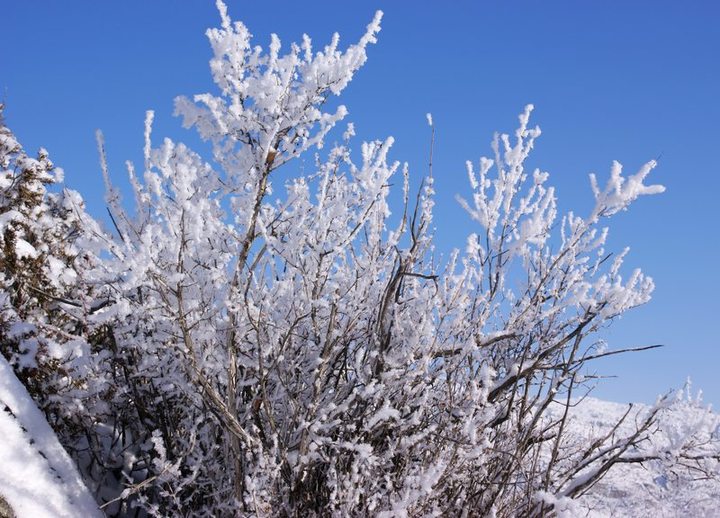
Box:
0, 356, 101, 518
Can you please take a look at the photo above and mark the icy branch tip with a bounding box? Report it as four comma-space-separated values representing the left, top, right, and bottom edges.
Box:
361, 11, 384, 45
144, 110, 155, 133
144, 111, 155, 167
215, 0, 231, 29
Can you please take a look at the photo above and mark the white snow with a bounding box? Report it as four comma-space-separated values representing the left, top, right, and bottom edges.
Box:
13, 238, 38, 259
0, 355, 101, 518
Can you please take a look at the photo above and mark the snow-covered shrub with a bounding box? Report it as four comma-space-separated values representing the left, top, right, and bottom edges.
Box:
87, 3, 720, 515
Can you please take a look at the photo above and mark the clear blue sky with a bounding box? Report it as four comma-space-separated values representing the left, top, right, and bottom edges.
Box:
3, 1, 719, 407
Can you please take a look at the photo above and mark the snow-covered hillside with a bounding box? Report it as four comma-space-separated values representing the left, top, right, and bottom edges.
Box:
0, 356, 101, 518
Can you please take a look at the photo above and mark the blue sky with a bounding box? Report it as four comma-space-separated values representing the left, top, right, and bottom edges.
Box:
3, 1, 719, 407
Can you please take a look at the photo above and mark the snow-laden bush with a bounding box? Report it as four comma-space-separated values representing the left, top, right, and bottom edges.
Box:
2, 2, 719, 516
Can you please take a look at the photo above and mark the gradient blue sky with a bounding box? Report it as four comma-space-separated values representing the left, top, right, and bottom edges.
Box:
3, 1, 719, 407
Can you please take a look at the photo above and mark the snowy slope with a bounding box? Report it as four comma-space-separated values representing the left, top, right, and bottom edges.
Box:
552, 397, 720, 517
0, 356, 101, 518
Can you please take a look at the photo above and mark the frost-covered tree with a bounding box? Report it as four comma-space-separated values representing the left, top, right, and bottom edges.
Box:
0, 103, 106, 424
0, 105, 119, 513
4, 2, 720, 516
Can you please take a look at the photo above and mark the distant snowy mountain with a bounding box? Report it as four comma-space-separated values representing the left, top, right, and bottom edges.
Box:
548, 396, 720, 517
